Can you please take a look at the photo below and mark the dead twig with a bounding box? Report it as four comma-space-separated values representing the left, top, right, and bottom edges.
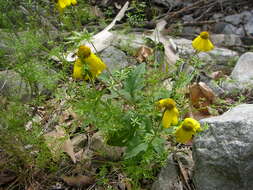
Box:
182, 20, 218, 26
164, 0, 214, 21
173, 153, 194, 190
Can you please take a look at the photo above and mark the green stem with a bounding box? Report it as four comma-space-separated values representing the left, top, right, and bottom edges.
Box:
87, 41, 135, 106
149, 109, 166, 145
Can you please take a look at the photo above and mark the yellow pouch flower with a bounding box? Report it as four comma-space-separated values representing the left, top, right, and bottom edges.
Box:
83, 53, 107, 80
73, 45, 106, 80
71, 0, 77, 5
73, 58, 84, 80
162, 108, 179, 128
56, 0, 77, 11
192, 31, 214, 52
175, 118, 201, 143
157, 98, 179, 128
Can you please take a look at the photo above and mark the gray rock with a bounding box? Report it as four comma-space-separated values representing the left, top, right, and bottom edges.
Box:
207, 48, 239, 64
173, 38, 239, 64
197, 52, 213, 62
90, 131, 125, 161
211, 34, 242, 47
245, 17, 253, 35
212, 13, 224, 20
100, 46, 130, 72
152, 155, 182, 190
223, 24, 245, 36
231, 52, 253, 86
239, 11, 252, 23
0, 67, 59, 102
182, 26, 201, 37
0, 70, 32, 102
214, 22, 227, 34
193, 104, 253, 190
152, 151, 193, 190
112, 32, 145, 52
224, 14, 242, 25
206, 80, 225, 96
224, 11, 252, 26
221, 79, 242, 94
215, 11, 252, 36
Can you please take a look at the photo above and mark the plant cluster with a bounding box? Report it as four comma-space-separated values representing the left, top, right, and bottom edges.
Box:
0, 0, 232, 189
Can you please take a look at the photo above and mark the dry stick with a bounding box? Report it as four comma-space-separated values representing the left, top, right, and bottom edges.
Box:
174, 154, 193, 190
195, 2, 217, 21
181, 20, 218, 26
0, 79, 7, 92
164, 0, 214, 20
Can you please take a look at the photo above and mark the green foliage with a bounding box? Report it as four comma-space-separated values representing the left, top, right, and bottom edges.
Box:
0, 0, 215, 188
2, 30, 62, 97
103, 6, 115, 19
59, 3, 98, 31
73, 63, 175, 187
126, 1, 147, 27
0, 102, 58, 186
121, 63, 146, 102
65, 29, 93, 47
0, 1, 97, 186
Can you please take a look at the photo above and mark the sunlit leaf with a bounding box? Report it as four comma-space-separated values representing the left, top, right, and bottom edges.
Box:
124, 143, 148, 159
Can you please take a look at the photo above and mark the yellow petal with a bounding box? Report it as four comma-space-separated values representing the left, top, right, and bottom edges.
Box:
192, 36, 202, 50
192, 35, 214, 52
65, 0, 71, 6
58, 0, 66, 8
174, 118, 201, 143
171, 107, 179, 125
83, 53, 107, 79
73, 59, 84, 80
206, 39, 214, 51
162, 109, 179, 128
162, 110, 172, 128
71, 0, 77, 5
175, 125, 194, 143
157, 98, 176, 109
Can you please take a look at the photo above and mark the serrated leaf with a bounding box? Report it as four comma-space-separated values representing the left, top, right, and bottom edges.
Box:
124, 142, 148, 159
152, 137, 165, 154
106, 126, 136, 147
122, 63, 146, 101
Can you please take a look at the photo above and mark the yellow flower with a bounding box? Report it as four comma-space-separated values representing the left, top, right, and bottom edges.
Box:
72, 58, 83, 80
175, 118, 201, 143
192, 31, 214, 52
73, 45, 107, 80
57, 0, 77, 11
157, 98, 179, 128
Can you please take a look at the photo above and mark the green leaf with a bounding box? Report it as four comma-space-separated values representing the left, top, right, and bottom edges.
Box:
106, 112, 136, 147
124, 142, 148, 159
106, 126, 136, 147
122, 63, 146, 102
152, 137, 165, 154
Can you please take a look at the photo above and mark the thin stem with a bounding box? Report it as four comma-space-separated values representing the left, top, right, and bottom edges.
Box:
88, 41, 135, 106
149, 109, 166, 145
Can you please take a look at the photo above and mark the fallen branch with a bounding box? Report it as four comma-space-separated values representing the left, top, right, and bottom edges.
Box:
181, 20, 218, 26
164, 0, 212, 20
